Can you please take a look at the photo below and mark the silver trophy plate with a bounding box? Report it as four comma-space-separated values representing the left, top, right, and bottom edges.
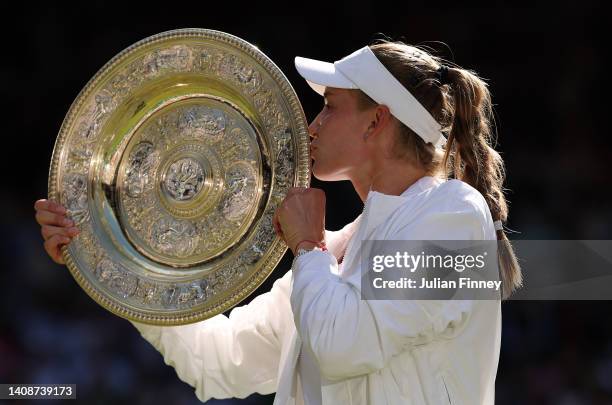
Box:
48, 28, 310, 325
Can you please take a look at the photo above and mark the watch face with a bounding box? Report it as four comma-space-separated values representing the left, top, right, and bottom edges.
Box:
49, 28, 311, 325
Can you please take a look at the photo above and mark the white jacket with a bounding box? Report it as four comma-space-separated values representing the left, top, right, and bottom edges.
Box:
130, 176, 501, 404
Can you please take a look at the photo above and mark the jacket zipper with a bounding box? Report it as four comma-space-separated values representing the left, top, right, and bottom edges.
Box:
442, 375, 453, 405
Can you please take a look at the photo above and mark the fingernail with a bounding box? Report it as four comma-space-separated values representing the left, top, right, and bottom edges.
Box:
69, 227, 79, 234
63, 219, 73, 226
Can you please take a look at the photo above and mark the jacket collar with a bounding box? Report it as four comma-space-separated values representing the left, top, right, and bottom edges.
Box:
360, 175, 442, 237
337, 175, 442, 279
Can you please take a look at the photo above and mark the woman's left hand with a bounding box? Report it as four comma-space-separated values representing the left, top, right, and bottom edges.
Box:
273, 187, 326, 255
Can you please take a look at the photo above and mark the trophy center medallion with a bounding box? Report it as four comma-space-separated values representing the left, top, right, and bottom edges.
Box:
164, 157, 206, 201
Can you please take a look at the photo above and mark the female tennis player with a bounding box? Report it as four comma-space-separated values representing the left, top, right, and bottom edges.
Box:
35, 40, 522, 404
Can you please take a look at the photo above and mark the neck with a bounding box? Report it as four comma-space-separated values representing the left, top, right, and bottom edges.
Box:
351, 162, 428, 202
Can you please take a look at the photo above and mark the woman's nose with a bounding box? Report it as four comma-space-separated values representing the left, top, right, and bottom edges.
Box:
308, 114, 322, 139
308, 123, 318, 139
308, 121, 318, 139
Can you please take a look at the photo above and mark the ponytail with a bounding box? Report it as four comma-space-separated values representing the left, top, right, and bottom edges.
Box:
362, 41, 523, 299
441, 67, 522, 300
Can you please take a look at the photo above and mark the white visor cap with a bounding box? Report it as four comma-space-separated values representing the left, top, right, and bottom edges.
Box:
295, 46, 446, 149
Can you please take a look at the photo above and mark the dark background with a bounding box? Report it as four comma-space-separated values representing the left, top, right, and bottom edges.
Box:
2, 4, 611, 404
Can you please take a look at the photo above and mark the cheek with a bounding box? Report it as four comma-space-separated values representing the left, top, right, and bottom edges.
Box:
317, 109, 366, 154
321, 133, 366, 165
326, 114, 358, 142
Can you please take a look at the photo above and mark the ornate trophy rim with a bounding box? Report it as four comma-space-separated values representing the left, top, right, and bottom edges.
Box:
48, 28, 310, 325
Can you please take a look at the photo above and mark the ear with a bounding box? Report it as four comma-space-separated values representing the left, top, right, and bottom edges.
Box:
365, 104, 392, 138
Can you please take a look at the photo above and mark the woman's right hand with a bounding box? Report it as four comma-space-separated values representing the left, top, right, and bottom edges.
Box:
34, 199, 80, 264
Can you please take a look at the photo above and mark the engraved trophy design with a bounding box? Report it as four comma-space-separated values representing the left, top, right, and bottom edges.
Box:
48, 29, 310, 325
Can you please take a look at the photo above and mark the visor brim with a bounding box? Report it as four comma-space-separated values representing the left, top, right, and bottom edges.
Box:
294, 56, 357, 96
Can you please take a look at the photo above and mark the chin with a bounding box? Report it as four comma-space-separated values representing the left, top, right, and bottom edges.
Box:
311, 163, 345, 182
311, 164, 327, 181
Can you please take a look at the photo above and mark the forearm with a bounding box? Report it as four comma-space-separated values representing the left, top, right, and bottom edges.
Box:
130, 271, 293, 400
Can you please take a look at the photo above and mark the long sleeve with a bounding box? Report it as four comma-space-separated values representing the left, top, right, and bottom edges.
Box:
289, 200, 491, 382
130, 269, 294, 402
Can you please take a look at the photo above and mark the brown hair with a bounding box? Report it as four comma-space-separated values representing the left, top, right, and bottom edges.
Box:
356, 41, 522, 299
